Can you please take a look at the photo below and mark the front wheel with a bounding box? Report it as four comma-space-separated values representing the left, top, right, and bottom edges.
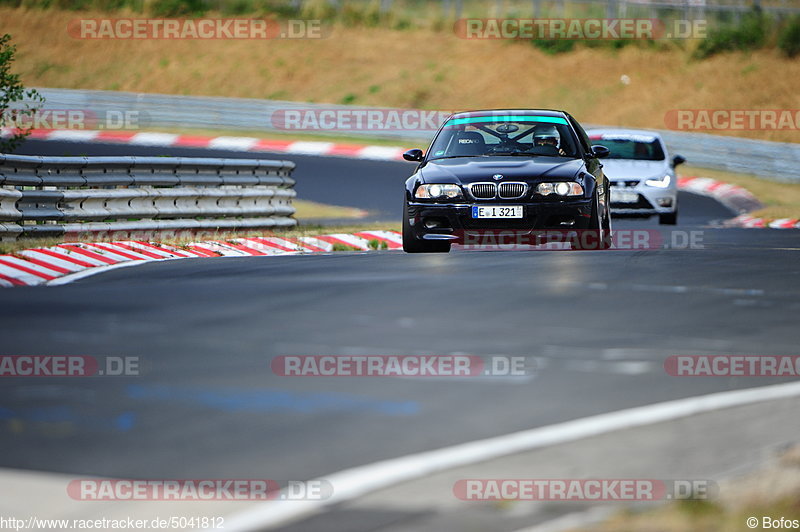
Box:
600, 202, 612, 249
572, 190, 611, 250
659, 210, 678, 225
402, 198, 451, 253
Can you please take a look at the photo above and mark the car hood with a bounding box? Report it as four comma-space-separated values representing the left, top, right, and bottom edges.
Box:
418, 156, 586, 184
601, 159, 669, 181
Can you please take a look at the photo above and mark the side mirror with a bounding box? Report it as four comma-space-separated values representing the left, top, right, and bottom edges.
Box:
672, 155, 686, 167
403, 149, 424, 162
591, 145, 610, 158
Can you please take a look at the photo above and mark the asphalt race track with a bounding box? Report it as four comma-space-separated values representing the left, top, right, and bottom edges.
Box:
2, 139, 799, 525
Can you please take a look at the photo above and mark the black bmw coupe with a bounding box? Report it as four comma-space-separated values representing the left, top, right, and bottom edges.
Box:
403, 109, 612, 253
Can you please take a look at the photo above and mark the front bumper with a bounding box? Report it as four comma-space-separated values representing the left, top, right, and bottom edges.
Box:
407, 200, 595, 241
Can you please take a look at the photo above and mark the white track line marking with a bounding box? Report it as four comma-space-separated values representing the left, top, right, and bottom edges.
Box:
218, 381, 800, 531
511, 506, 616, 532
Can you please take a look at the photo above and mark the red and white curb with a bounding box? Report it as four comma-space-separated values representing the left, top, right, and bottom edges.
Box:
1, 128, 410, 161
723, 215, 800, 229
677, 176, 798, 229
677, 176, 762, 215
0, 231, 401, 288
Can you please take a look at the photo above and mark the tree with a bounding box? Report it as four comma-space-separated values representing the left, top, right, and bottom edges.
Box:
0, 33, 45, 154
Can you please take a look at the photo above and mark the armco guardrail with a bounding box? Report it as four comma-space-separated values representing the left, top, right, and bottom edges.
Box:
0, 154, 296, 241
23, 88, 800, 182
657, 130, 800, 184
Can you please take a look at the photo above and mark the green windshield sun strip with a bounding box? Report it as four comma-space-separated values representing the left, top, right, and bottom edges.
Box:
446, 116, 568, 126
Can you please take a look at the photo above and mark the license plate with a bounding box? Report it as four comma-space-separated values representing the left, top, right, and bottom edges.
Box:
611, 188, 639, 203
471, 205, 524, 219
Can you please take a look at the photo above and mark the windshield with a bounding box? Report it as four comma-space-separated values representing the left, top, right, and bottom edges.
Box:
589, 135, 666, 161
428, 116, 581, 160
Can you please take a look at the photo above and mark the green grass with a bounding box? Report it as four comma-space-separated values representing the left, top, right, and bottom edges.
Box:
293, 199, 368, 220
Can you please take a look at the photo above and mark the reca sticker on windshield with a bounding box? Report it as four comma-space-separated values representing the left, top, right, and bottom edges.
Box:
446, 115, 569, 126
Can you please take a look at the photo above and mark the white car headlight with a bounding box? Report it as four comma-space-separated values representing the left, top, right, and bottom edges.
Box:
414, 184, 463, 199
536, 182, 584, 196
645, 175, 671, 188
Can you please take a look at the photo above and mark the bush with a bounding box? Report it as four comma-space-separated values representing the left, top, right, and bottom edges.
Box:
0, 34, 45, 153
220, 0, 252, 15
583, 38, 640, 52
778, 15, 800, 57
693, 10, 769, 59
150, 0, 207, 17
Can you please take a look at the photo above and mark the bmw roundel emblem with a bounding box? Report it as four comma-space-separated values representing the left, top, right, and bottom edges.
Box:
492, 174, 504, 180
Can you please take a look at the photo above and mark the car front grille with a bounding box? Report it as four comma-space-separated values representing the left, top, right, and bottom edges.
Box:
498, 182, 527, 199
469, 183, 496, 199
610, 180, 641, 187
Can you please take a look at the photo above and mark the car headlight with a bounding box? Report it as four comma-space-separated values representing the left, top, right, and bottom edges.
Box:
645, 175, 671, 188
536, 182, 584, 196
414, 184, 463, 199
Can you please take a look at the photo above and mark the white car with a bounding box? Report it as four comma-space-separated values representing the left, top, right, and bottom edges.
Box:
586, 129, 685, 225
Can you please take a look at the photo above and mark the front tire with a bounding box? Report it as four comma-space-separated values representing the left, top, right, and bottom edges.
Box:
402, 198, 451, 253
572, 190, 611, 250
600, 202, 612, 249
659, 210, 678, 225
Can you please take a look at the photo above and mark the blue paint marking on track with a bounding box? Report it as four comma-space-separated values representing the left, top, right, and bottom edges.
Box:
0, 406, 136, 432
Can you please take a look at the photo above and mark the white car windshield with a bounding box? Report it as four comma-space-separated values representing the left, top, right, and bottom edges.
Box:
590, 134, 666, 161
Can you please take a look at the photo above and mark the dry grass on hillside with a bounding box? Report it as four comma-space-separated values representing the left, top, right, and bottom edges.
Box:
1, 7, 800, 142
